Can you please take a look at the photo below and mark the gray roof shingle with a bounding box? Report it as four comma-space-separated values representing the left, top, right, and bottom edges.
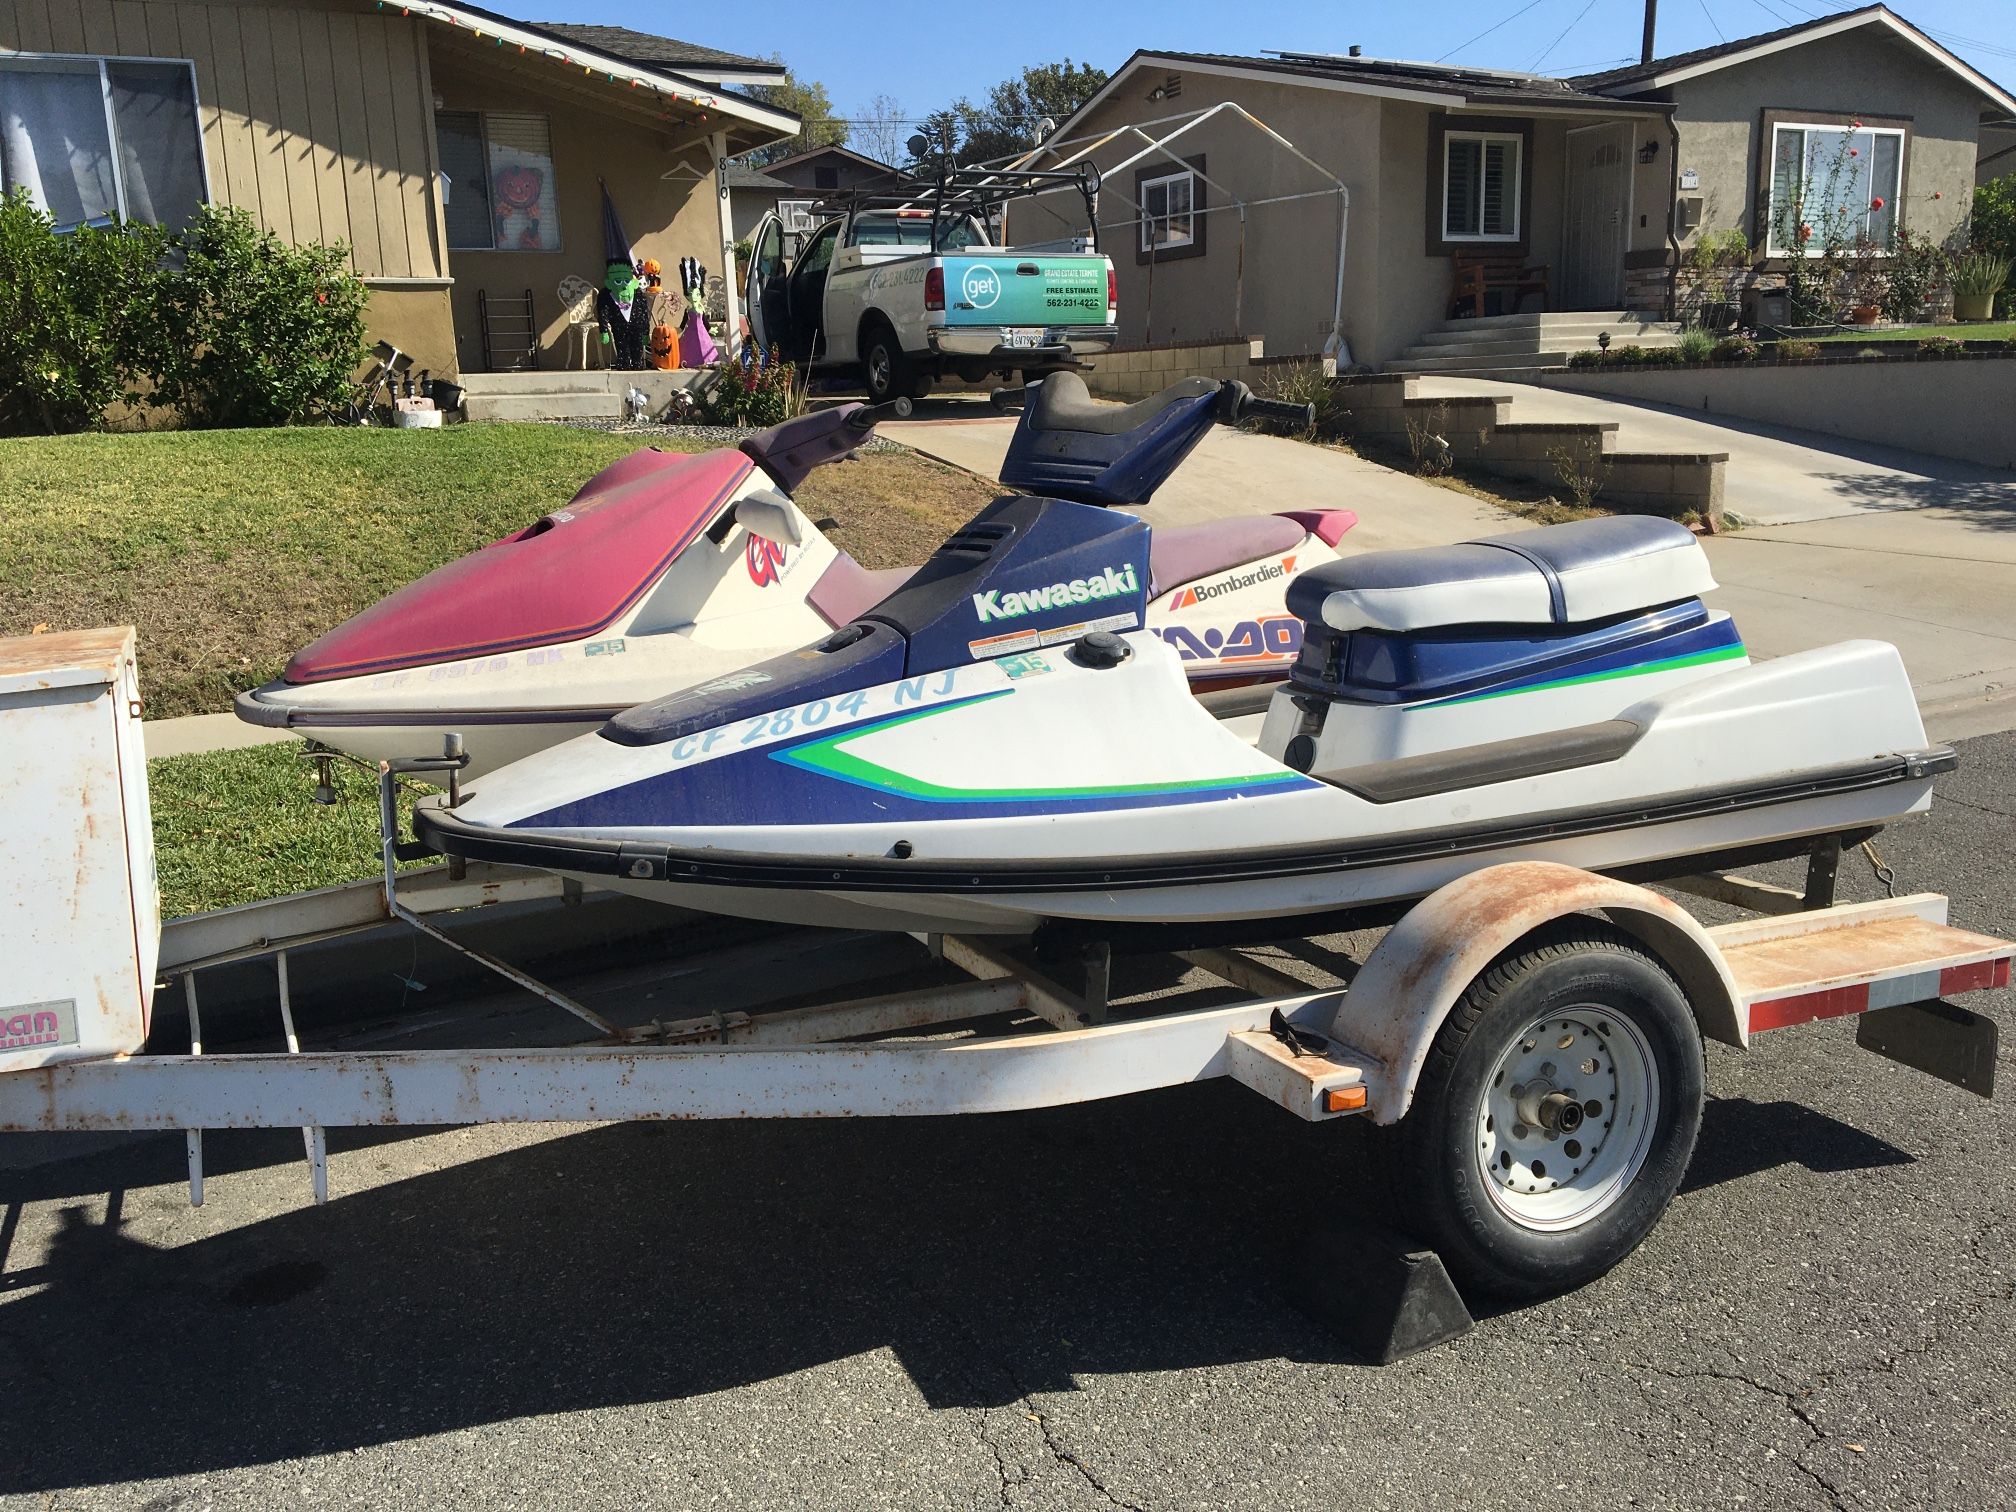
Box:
532, 23, 781, 75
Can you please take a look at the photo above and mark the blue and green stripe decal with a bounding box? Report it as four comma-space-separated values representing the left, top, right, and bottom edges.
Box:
1414, 639, 1746, 710
773, 691, 1310, 807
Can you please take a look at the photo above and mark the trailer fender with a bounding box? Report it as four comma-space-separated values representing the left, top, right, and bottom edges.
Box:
1327, 862, 1743, 1124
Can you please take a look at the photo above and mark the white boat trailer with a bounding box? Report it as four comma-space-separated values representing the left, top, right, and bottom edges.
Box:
1, 628, 2007, 1325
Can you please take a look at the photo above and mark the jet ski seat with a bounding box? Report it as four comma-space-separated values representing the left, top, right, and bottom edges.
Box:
1023, 371, 1216, 436
1288, 515, 1713, 634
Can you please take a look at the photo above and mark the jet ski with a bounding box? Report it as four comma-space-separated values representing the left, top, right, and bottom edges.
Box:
416, 384, 1950, 937
236, 375, 1354, 777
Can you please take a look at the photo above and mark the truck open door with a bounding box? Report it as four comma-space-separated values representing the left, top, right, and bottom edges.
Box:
744, 212, 785, 354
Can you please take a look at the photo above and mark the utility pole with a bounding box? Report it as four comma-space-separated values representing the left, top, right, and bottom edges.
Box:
1641, 0, 1658, 63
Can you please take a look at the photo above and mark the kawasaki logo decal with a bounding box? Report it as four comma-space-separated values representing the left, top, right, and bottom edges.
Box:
973, 565, 1139, 624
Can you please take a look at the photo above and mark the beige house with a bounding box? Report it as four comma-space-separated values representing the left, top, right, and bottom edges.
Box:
0, 0, 797, 377
1011, 5, 2013, 370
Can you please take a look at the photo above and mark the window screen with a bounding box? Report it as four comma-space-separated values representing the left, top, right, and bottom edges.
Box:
0, 55, 206, 232
1444, 133, 1520, 242
1768, 123, 1905, 253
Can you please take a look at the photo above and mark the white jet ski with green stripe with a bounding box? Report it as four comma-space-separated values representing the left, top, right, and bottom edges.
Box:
418, 508, 1948, 938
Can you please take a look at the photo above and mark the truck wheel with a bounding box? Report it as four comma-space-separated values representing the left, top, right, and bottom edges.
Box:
1380, 923, 1704, 1300
861, 326, 915, 405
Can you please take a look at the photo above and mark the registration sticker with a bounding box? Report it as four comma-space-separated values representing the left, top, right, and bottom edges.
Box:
997, 652, 1052, 681
584, 639, 627, 657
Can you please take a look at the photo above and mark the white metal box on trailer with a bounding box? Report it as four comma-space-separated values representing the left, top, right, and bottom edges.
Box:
0, 626, 158, 1071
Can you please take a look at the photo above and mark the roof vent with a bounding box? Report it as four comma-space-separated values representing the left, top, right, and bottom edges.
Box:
1349, 44, 1363, 57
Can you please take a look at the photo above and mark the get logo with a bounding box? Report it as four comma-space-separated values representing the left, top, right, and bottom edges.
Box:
746, 535, 788, 586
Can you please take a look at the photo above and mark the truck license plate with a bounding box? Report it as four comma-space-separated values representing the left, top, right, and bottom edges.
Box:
1002, 329, 1040, 349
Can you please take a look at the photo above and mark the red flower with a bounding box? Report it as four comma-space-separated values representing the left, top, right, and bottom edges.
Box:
1851, 119, 1863, 129
316, 291, 328, 305
1870, 196, 1885, 211
1799, 223, 1813, 241
1848, 147, 1859, 158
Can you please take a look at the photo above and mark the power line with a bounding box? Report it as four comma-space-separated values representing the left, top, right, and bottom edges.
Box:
1697, 0, 1727, 43
1435, 0, 1553, 64
1529, 0, 1600, 72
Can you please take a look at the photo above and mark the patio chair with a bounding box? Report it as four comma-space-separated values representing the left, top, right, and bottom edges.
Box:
558, 276, 599, 370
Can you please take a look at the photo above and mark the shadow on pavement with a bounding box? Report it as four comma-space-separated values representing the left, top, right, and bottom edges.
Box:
1800, 471, 2016, 525
0, 1083, 1914, 1490
1680, 1096, 1913, 1194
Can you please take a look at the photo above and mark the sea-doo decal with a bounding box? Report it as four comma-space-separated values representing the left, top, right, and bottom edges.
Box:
746, 535, 788, 586
1415, 640, 1747, 709
1157, 615, 1302, 666
973, 564, 1139, 624
774, 696, 1309, 806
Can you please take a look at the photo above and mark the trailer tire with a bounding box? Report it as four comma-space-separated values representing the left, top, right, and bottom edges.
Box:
861, 322, 916, 405
1378, 922, 1704, 1300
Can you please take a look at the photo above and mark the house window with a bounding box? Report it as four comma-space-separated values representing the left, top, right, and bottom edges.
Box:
1443, 131, 1522, 242
1140, 167, 1195, 252
435, 110, 559, 252
0, 54, 205, 232
1766, 121, 1904, 254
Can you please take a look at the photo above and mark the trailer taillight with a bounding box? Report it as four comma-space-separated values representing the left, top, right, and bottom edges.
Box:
925, 267, 944, 312
1107, 267, 1117, 310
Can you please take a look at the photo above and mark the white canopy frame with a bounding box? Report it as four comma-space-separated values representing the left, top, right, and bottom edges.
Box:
988, 102, 1353, 370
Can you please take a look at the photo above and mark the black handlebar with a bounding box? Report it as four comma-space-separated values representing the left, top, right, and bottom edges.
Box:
1234, 393, 1316, 429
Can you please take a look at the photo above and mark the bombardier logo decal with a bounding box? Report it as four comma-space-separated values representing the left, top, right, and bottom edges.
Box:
1172, 557, 1294, 611
973, 564, 1139, 624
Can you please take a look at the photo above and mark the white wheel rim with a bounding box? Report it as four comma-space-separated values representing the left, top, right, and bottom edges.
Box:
1474, 1006, 1660, 1232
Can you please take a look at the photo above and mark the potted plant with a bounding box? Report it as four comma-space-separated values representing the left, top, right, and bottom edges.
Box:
1843, 235, 1887, 324
1685, 228, 1750, 331
1952, 251, 2012, 321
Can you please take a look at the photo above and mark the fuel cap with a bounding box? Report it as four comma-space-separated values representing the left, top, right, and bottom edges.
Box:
1071, 631, 1131, 668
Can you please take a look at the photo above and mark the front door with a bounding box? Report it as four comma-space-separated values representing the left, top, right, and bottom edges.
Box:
1560, 123, 1631, 309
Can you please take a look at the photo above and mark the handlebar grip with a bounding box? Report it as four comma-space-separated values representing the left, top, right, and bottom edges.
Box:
848, 400, 903, 430
1239, 396, 1316, 428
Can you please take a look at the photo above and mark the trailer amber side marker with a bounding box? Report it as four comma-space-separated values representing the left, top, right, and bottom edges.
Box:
1325, 1086, 1367, 1114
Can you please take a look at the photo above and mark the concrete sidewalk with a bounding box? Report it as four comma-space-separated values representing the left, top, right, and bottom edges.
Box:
885, 411, 2016, 739
1413, 374, 2016, 528
143, 710, 291, 760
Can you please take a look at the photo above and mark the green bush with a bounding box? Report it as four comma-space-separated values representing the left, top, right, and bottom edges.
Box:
1253, 359, 1346, 438
1567, 349, 1604, 369
1775, 339, 1822, 360
1613, 343, 1647, 364
1711, 334, 1761, 362
1881, 227, 1950, 322
1640, 346, 1682, 366
1972, 174, 2016, 263
152, 206, 367, 428
0, 192, 172, 435
694, 350, 801, 427
1676, 328, 1716, 363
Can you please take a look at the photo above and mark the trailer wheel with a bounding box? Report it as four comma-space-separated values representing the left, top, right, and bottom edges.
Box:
1383, 923, 1704, 1300
861, 324, 915, 405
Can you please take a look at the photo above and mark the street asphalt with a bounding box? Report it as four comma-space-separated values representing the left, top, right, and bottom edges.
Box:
2, 731, 2012, 1510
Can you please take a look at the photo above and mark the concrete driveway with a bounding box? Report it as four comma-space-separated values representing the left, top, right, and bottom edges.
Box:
885, 406, 2016, 739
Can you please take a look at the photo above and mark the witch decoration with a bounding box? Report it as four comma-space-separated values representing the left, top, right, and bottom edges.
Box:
595, 182, 650, 370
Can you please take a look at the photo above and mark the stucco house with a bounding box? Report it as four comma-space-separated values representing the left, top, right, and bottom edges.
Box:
0, 0, 797, 377
1011, 4, 2013, 371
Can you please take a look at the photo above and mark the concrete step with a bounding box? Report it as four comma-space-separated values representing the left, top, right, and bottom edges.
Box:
1410, 322, 1679, 351
1385, 351, 1588, 375
1426, 309, 1634, 331
459, 369, 624, 395
1399, 332, 1682, 362
463, 391, 623, 422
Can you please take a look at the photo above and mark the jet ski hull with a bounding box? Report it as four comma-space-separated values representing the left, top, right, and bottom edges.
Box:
417, 632, 1945, 935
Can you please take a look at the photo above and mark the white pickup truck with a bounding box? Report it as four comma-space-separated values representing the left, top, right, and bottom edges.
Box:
743, 204, 1117, 405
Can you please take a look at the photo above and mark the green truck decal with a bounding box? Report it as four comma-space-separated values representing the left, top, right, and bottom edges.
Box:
940, 257, 1109, 328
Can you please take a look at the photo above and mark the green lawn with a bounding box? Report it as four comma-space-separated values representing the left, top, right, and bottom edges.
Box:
149, 742, 435, 917
1813, 322, 2016, 343
0, 422, 994, 719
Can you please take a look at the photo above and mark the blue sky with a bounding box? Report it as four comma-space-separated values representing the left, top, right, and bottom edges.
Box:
521, 0, 2016, 125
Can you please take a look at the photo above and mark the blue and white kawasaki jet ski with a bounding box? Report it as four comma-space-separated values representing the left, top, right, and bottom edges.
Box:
418, 384, 1950, 937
